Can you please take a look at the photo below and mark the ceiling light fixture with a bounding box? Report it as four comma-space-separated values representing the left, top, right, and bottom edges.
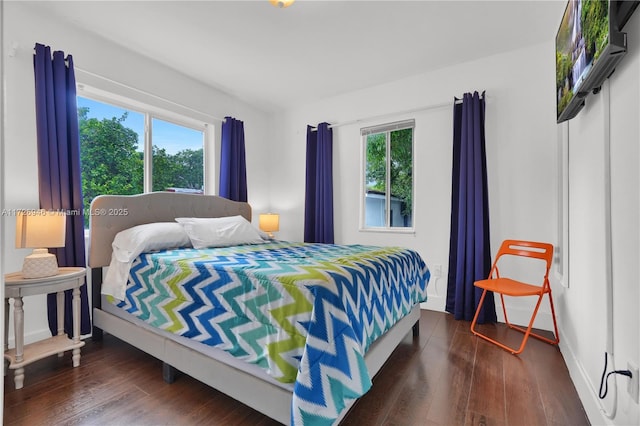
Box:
270, 0, 295, 8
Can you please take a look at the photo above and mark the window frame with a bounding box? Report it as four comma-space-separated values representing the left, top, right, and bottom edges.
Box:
360, 119, 416, 233
76, 84, 213, 195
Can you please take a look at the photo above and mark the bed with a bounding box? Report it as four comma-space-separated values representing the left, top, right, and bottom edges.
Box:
88, 192, 430, 425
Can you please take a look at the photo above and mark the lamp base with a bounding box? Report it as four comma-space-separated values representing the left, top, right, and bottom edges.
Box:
22, 249, 59, 279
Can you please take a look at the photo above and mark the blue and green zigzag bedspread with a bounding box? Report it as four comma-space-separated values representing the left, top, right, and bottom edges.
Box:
110, 241, 430, 425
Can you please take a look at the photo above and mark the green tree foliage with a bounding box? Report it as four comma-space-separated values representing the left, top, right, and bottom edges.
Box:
581, 0, 608, 61
366, 133, 386, 193
170, 149, 204, 190
152, 146, 204, 191
78, 107, 143, 223
152, 146, 179, 192
153, 145, 203, 191
365, 128, 413, 221
556, 50, 573, 113
390, 128, 413, 217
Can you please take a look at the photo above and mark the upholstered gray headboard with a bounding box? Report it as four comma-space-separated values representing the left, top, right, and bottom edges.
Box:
88, 192, 252, 268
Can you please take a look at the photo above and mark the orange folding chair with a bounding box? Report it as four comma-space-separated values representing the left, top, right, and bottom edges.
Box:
470, 239, 559, 355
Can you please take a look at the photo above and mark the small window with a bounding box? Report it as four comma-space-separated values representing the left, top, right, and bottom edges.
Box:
362, 119, 414, 230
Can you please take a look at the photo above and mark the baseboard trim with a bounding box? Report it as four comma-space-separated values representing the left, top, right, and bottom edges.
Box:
494, 302, 554, 331
558, 328, 610, 425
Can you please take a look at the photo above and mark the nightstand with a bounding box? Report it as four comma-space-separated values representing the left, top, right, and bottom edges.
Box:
4, 266, 86, 389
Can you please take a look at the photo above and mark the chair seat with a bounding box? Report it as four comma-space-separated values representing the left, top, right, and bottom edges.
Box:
474, 277, 546, 296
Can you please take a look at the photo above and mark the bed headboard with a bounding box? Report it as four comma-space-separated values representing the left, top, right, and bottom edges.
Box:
88, 192, 252, 268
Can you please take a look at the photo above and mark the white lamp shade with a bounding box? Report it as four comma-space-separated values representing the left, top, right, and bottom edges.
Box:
15, 210, 66, 249
259, 213, 280, 233
16, 210, 66, 278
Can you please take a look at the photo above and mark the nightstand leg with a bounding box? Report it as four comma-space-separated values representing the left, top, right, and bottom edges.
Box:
56, 291, 64, 336
4, 299, 8, 376
13, 297, 24, 364
4, 298, 11, 376
13, 297, 24, 390
72, 287, 81, 367
57, 291, 65, 357
14, 367, 24, 390
4, 299, 8, 352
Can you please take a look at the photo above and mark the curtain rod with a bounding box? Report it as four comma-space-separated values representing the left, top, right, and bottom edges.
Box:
310, 99, 457, 131
311, 94, 486, 131
74, 67, 227, 123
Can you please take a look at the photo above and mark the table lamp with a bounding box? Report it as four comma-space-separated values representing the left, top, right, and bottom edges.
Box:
15, 210, 66, 278
259, 213, 279, 238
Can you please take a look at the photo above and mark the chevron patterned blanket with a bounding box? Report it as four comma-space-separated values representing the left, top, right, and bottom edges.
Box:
110, 241, 430, 425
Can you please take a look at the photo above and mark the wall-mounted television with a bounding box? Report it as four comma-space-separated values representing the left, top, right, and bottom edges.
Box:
556, 0, 629, 123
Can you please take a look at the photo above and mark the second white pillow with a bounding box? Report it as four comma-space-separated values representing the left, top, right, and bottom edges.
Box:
176, 215, 265, 249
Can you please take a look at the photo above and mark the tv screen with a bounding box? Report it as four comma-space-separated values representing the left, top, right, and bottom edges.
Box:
556, 0, 627, 123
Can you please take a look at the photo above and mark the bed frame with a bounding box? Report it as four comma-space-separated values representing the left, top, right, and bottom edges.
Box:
88, 192, 420, 424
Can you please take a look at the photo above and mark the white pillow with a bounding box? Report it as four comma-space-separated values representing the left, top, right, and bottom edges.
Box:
111, 222, 192, 263
176, 215, 266, 249
103, 222, 192, 299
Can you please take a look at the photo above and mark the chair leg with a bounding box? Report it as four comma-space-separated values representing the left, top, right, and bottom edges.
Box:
510, 292, 560, 346
509, 293, 560, 345
548, 292, 560, 345
470, 289, 488, 333
500, 293, 510, 327
471, 291, 559, 355
471, 289, 524, 354
471, 289, 515, 351
513, 293, 546, 354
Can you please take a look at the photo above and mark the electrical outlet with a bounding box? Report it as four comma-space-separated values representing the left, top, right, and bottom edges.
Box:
432, 264, 442, 278
628, 362, 639, 404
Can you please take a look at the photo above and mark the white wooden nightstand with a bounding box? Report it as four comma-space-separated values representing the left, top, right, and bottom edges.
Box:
4, 266, 87, 389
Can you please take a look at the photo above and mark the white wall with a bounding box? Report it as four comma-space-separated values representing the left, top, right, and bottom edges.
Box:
271, 15, 639, 426
271, 41, 558, 321
556, 9, 640, 426
2, 2, 273, 345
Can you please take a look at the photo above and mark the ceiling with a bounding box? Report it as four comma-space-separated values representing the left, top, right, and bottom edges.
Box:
32, 0, 567, 112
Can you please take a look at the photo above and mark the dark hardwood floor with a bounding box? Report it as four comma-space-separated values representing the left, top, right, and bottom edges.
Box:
4, 310, 589, 425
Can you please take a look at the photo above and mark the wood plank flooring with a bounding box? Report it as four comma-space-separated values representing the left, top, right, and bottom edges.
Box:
4, 310, 589, 425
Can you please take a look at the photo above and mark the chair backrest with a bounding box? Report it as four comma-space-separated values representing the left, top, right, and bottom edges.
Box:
493, 240, 554, 283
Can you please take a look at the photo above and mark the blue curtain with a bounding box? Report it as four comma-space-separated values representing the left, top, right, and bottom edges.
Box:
219, 117, 247, 202
445, 91, 496, 323
304, 123, 334, 244
33, 43, 91, 336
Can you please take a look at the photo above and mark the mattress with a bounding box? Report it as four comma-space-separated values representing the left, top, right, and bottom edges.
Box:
105, 241, 430, 425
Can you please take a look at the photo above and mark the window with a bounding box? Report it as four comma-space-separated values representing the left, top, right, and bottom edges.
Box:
362, 119, 414, 230
77, 96, 205, 225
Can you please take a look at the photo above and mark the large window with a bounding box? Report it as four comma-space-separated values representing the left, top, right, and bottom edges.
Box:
362, 119, 414, 230
77, 96, 205, 225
